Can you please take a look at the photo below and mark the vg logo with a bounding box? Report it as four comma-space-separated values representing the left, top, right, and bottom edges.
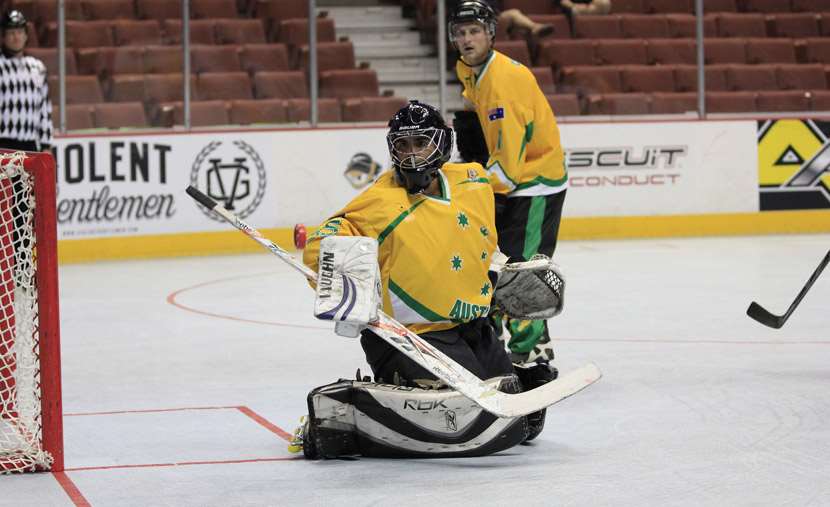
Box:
190, 140, 267, 221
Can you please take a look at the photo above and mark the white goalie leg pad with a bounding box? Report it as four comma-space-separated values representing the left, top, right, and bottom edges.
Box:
492, 254, 565, 320
314, 236, 382, 337
305, 377, 529, 458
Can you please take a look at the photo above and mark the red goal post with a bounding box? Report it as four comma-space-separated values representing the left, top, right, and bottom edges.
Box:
0, 149, 62, 473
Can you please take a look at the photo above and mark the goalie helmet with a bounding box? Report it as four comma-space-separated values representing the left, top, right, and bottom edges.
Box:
1, 10, 27, 30
448, 0, 497, 44
387, 100, 453, 194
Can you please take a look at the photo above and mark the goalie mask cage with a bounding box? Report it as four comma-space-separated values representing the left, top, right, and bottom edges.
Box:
0, 150, 62, 473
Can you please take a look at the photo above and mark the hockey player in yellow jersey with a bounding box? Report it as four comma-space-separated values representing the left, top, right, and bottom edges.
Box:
290, 101, 558, 459
451, 0, 567, 367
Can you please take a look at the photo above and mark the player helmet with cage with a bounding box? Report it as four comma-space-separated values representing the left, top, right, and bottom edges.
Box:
387, 100, 453, 194
448, 0, 497, 46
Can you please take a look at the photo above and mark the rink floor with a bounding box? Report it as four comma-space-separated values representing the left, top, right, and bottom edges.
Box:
2, 233, 829, 506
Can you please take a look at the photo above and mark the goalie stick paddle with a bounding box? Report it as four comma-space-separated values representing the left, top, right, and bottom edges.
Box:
746, 250, 829, 329
185, 185, 601, 418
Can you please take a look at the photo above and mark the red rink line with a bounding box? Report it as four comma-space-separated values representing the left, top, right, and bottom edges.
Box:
55, 405, 299, 505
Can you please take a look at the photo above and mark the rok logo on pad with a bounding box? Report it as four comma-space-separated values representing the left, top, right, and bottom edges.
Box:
190, 140, 267, 221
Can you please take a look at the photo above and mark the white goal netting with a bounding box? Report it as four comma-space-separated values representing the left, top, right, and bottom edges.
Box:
0, 151, 53, 473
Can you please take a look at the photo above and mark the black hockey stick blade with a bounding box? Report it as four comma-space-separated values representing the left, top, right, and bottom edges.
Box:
746, 250, 830, 329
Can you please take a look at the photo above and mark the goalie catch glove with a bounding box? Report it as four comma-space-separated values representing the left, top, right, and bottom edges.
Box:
314, 236, 382, 338
491, 253, 565, 320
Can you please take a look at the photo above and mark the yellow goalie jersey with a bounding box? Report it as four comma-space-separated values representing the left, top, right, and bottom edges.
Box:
303, 164, 498, 335
456, 50, 567, 197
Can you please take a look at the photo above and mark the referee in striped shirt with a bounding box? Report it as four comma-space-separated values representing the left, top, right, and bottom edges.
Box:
0, 10, 52, 153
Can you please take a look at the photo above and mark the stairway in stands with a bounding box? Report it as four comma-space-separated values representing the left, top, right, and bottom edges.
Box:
318, 0, 465, 111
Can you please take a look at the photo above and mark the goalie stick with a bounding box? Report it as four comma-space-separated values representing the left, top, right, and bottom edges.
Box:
747, 249, 829, 329
185, 185, 601, 418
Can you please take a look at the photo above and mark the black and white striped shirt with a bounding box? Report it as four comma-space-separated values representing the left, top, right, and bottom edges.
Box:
0, 51, 52, 148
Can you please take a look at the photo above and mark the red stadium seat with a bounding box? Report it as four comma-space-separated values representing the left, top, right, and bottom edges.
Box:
704, 0, 738, 12
573, 16, 622, 38
502, 0, 556, 15
298, 41, 357, 74
285, 98, 342, 123
755, 91, 810, 112
665, 14, 717, 37
76, 47, 144, 77
809, 90, 830, 110
254, 71, 308, 99
586, 93, 651, 115
239, 44, 290, 75
158, 100, 231, 127
621, 65, 676, 92
215, 19, 267, 45
526, 15, 572, 39
108, 74, 146, 102
229, 99, 289, 124
706, 91, 756, 112
804, 38, 830, 64
705, 38, 746, 64
595, 39, 648, 65
25, 47, 78, 75
191, 45, 242, 73
726, 64, 778, 91
197, 72, 254, 100
560, 66, 623, 93
776, 63, 827, 90
192, 0, 237, 18
277, 18, 337, 47
545, 94, 581, 116
673, 64, 728, 91
33, 0, 84, 24
341, 96, 410, 122
612, 0, 646, 13
57, 20, 114, 48
646, 39, 696, 65
497, 40, 532, 67
716, 13, 767, 38
769, 13, 820, 38
144, 46, 184, 74
48, 75, 104, 104
534, 39, 595, 70
319, 69, 380, 99
112, 20, 164, 46
644, 0, 691, 13
744, 39, 796, 64
530, 67, 556, 94
93, 102, 148, 128
163, 20, 216, 45
792, 0, 830, 12
81, 0, 137, 19
650, 92, 697, 114
741, 0, 792, 13
145, 74, 195, 103
55, 104, 95, 130
620, 15, 670, 39
136, 0, 183, 21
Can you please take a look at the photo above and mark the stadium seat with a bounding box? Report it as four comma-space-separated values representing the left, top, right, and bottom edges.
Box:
821, 14, 830, 37
25, 24, 38, 48
804, 38, 830, 64
744, 39, 796, 64
144, 46, 184, 74
25, 47, 78, 75
229, 99, 289, 124
665, 14, 717, 37
58, 20, 114, 48
706, 91, 756, 112
319, 69, 380, 99
716, 13, 767, 38
534, 39, 595, 70
545, 94, 581, 116
136, 0, 183, 21
252, 0, 307, 24
108, 74, 146, 102
192, 0, 237, 18
620, 15, 670, 39
792, 0, 830, 12
530, 67, 556, 94
76, 47, 144, 77
145, 74, 194, 103
93, 102, 148, 128
496, 40, 532, 67
704, 0, 738, 12
298, 41, 357, 74
776, 63, 827, 90
705, 38, 746, 64
54, 104, 95, 130
163, 20, 216, 45
644, 0, 691, 13
769, 13, 820, 38
48, 75, 104, 104
341, 96, 410, 122
650, 92, 697, 114
285, 98, 342, 123
112, 20, 164, 46
501, 0, 556, 15
560, 66, 623, 93
612, 0, 646, 13
755, 91, 810, 112
573, 16, 622, 39
254, 71, 308, 99
191, 46, 242, 73
621, 65, 676, 92
586, 93, 651, 115
673, 64, 728, 91
646, 39, 696, 65
81, 0, 136, 19
741, 0, 792, 13
33, 0, 84, 24
277, 18, 337, 47
215, 19, 267, 45
239, 44, 290, 75
525, 15, 571, 39
159, 100, 230, 127
197, 72, 253, 100
726, 64, 778, 91
809, 90, 830, 110
595, 39, 648, 65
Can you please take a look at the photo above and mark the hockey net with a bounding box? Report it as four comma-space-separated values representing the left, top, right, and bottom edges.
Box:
0, 150, 62, 473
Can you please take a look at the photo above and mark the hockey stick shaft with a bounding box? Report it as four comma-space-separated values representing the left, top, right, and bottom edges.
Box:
186, 186, 600, 417
747, 250, 829, 329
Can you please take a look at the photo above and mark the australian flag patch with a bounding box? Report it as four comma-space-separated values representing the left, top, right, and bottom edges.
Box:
487, 107, 504, 121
